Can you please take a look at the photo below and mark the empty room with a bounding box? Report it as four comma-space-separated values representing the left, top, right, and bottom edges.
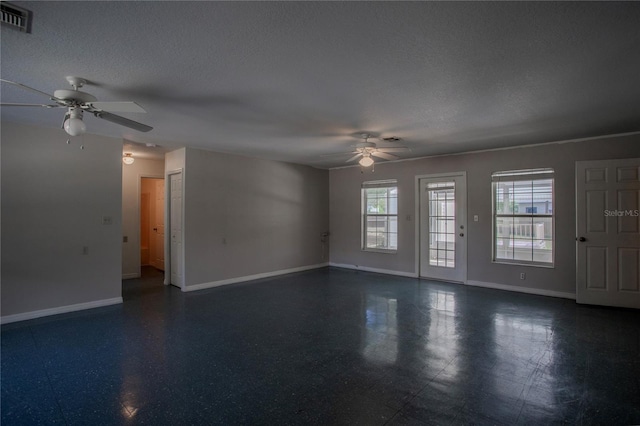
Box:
1, 2, 639, 425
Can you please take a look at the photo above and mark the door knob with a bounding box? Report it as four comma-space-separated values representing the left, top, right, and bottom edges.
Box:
577, 237, 586, 242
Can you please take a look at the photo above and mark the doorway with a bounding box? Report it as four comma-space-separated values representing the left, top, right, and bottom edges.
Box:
576, 158, 640, 308
140, 177, 165, 272
417, 173, 467, 282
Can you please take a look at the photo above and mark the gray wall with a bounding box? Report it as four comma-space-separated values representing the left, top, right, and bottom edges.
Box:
2, 119, 634, 320
1, 122, 123, 317
329, 134, 639, 295
182, 147, 329, 287
166, 148, 185, 173
122, 157, 165, 278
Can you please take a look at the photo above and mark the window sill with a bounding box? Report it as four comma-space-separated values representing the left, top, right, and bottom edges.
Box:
362, 248, 398, 254
492, 260, 554, 268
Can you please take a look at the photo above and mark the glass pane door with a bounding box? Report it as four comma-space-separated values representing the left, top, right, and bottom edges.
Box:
419, 174, 467, 283
428, 182, 456, 268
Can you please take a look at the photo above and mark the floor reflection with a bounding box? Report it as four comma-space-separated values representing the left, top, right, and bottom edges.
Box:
362, 295, 398, 364
491, 312, 555, 403
426, 289, 459, 376
119, 266, 169, 421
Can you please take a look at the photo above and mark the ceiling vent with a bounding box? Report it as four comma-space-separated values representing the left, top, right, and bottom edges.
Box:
1, 2, 32, 33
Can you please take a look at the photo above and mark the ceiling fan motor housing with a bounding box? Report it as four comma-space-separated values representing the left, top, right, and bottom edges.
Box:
53, 89, 97, 105
356, 142, 376, 150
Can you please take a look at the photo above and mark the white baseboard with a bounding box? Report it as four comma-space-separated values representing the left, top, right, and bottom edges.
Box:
0, 297, 123, 325
329, 262, 419, 278
122, 273, 140, 280
328, 265, 574, 300
466, 280, 576, 300
184, 263, 330, 292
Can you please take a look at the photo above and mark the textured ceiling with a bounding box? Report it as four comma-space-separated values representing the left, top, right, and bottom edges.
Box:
2, 1, 639, 168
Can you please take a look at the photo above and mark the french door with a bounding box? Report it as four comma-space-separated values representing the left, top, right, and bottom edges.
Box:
418, 173, 467, 282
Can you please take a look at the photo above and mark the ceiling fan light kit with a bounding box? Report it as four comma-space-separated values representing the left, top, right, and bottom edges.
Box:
122, 152, 135, 165
63, 107, 86, 136
0, 76, 153, 137
359, 155, 374, 167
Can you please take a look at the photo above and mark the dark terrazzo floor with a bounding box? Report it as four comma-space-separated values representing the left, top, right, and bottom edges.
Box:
2, 266, 639, 425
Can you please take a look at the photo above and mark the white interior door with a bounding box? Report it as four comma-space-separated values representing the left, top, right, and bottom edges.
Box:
576, 158, 640, 308
419, 174, 467, 282
153, 179, 165, 271
169, 172, 183, 288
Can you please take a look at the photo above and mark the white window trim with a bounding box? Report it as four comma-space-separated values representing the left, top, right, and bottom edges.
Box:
491, 169, 555, 268
362, 180, 398, 253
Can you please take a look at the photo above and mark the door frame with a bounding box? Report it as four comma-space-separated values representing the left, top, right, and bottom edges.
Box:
138, 174, 164, 278
415, 171, 468, 282
165, 168, 185, 289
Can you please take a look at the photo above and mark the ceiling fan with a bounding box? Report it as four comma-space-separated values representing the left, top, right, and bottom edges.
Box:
337, 134, 410, 167
0, 76, 153, 136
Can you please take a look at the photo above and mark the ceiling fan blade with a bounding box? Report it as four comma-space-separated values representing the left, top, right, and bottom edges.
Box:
0, 79, 57, 100
372, 151, 399, 161
346, 153, 363, 162
376, 147, 410, 153
93, 111, 153, 132
87, 101, 147, 113
1, 103, 60, 108
320, 151, 359, 157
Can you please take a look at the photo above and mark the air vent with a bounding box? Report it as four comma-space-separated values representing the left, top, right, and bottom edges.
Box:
1, 2, 32, 33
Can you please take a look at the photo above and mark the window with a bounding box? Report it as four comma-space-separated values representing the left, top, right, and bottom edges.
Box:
362, 180, 398, 252
492, 169, 554, 266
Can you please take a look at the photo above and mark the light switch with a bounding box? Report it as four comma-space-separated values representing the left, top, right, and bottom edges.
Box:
473, 215, 479, 222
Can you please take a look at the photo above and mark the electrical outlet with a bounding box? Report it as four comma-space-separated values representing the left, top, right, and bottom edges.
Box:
102, 216, 113, 225
520, 272, 526, 280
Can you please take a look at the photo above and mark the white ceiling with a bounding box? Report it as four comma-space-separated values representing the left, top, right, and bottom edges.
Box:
2, 1, 639, 168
